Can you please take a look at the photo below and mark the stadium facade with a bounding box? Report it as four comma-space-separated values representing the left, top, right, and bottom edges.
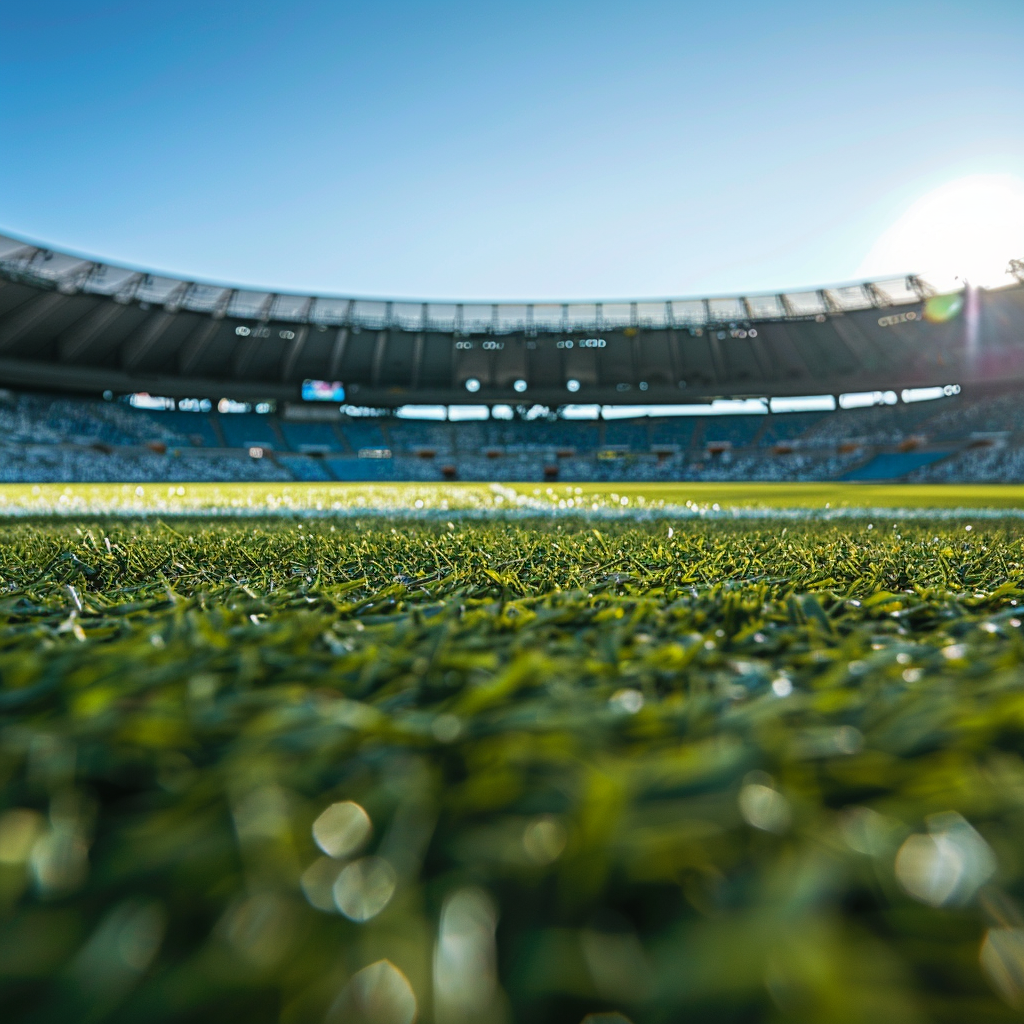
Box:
2, 232, 1024, 408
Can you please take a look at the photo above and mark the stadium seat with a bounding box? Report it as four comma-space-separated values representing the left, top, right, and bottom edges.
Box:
842, 451, 953, 480
217, 413, 280, 450
279, 420, 342, 453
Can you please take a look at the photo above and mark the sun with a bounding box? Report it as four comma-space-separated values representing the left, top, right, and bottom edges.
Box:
858, 174, 1024, 289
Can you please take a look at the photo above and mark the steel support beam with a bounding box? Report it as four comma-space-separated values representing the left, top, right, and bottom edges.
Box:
55, 261, 100, 295
0, 244, 38, 270
162, 280, 193, 313
371, 330, 388, 386
209, 289, 236, 321
112, 273, 145, 305
278, 296, 314, 381
745, 333, 771, 381
227, 292, 279, 377
773, 323, 819, 379
119, 279, 191, 369
706, 329, 725, 385
629, 329, 641, 382
179, 318, 221, 374
820, 289, 844, 315
666, 328, 681, 385
328, 327, 349, 379
232, 335, 259, 377
410, 332, 425, 389
176, 287, 234, 373
59, 301, 129, 361
0, 292, 68, 352
280, 325, 309, 382
864, 282, 890, 308
256, 293, 276, 321
121, 310, 178, 370
907, 275, 935, 301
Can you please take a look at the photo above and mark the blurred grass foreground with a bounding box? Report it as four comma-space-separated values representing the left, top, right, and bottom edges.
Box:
6, 516, 1024, 1021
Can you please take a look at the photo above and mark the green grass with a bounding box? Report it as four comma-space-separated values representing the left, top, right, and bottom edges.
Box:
4, 480, 1024, 517
4, 517, 1024, 1022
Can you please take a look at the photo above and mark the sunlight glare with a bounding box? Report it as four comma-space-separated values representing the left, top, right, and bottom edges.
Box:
858, 174, 1024, 289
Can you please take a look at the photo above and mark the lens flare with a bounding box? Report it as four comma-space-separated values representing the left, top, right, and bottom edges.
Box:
859, 174, 1024, 288
923, 292, 965, 324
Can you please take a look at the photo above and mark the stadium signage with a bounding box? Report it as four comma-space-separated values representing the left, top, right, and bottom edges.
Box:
877, 311, 919, 328
232, 325, 298, 339
302, 380, 346, 402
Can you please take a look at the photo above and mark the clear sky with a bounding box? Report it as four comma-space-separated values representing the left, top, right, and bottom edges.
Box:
2, 1, 1022, 300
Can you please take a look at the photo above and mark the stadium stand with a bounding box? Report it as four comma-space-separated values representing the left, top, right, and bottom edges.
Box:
920, 390, 1022, 442
0, 384, 1023, 483
0, 445, 290, 483
326, 456, 392, 481
340, 420, 389, 452
0, 228, 1022, 484
798, 402, 941, 446
388, 419, 455, 456
277, 454, 333, 481
700, 415, 766, 450
841, 450, 954, 481
650, 417, 699, 450
604, 420, 650, 450
150, 410, 222, 448
760, 411, 829, 445
217, 412, 281, 450
278, 419, 344, 453
908, 445, 1024, 483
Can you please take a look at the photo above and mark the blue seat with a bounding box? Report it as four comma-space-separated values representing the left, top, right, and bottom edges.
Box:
279, 421, 341, 452
218, 414, 279, 449
325, 457, 394, 481
278, 455, 332, 481
148, 410, 221, 447
842, 451, 952, 480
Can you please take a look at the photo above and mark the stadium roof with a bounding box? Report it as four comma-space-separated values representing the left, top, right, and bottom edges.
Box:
0, 231, 1022, 407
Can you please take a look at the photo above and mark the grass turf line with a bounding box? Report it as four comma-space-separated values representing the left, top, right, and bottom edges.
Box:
3, 480, 1024, 517
2, 518, 1024, 1022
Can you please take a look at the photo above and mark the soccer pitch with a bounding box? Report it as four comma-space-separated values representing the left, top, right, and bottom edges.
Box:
2, 480, 1024, 517
4, 511, 1024, 1022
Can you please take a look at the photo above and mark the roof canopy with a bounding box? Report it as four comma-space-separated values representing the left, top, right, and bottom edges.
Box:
0, 231, 1021, 407
0, 232, 939, 332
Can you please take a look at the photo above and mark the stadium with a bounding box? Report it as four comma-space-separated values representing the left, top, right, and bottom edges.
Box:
5, 0, 1024, 1013
6, 228, 1024, 1024
2, 231, 1024, 487
6, 194, 1024, 1024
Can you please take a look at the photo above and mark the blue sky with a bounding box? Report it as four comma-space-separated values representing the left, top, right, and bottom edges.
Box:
2, 1, 1022, 300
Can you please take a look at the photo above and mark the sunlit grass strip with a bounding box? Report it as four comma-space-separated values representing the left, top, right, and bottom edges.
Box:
2, 481, 1024, 518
